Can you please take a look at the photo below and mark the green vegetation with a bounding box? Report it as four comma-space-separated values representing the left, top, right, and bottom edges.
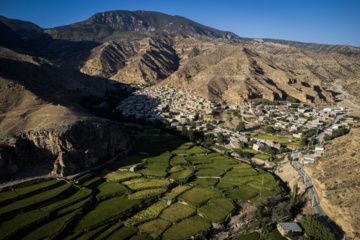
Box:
162, 215, 211, 240
0, 183, 72, 215
0, 209, 49, 239
0, 180, 60, 203
82, 177, 102, 187
0, 190, 20, 203
138, 219, 171, 237
236, 121, 246, 132
268, 229, 287, 240
195, 168, 225, 177
106, 154, 147, 170
170, 155, 188, 165
57, 198, 90, 215
93, 221, 123, 240
0, 135, 282, 239
196, 163, 233, 171
41, 188, 92, 212
209, 198, 235, 213
162, 185, 191, 200
286, 95, 299, 103
265, 126, 275, 133
189, 177, 219, 186
14, 179, 61, 195
160, 202, 196, 222
75, 196, 141, 230
125, 201, 167, 226
198, 204, 228, 222
301, 215, 335, 240
232, 232, 260, 240
23, 211, 76, 240
104, 171, 142, 181
250, 132, 301, 149
168, 166, 193, 181
324, 127, 350, 141
128, 188, 166, 200
179, 187, 221, 206
223, 186, 259, 201
96, 181, 128, 200
122, 178, 170, 190
107, 226, 137, 240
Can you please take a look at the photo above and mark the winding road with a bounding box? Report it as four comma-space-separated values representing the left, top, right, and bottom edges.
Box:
291, 153, 342, 240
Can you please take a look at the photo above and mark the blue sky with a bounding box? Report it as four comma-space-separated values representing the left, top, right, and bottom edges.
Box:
0, 0, 359, 47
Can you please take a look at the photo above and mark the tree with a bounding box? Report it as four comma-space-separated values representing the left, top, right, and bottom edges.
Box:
228, 116, 233, 122
188, 129, 195, 142
301, 215, 335, 240
216, 132, 224, 144
265, 126, 275, 133
190, 120, 196, 129
236, 122, 246, 132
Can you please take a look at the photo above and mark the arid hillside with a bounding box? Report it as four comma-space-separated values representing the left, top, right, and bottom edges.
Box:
0, 46, 130, 181
304, 127, 360, 239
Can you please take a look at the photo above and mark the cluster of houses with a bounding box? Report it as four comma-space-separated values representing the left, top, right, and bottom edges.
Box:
255, 104, 349, 133
117, 86, 354, 165
117, 86, 223, 122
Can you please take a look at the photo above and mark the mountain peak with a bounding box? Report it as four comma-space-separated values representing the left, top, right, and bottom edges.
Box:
45, 10, 240, 42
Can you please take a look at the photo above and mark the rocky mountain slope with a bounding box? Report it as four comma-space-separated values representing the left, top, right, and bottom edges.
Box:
0, 10, 360, 182
0, 42, 130, 181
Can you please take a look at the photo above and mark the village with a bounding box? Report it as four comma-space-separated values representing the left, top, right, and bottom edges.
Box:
117, 85, 356, 166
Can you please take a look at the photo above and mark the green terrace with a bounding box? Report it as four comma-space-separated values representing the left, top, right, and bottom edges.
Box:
0, 135, 280, 240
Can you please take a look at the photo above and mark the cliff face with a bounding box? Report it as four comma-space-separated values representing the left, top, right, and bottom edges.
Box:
0, 119, 130, 180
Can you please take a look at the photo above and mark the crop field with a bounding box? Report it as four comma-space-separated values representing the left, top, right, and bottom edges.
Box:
42, 188, 92, 212
96, 181, 128, 200
125, 201, 167, 226
198, 204, 228, 222
195, 168, 226, 177
106, 154, 148, 170
0, 135, 279, 239
138, 219, 171, 237
0, 183, 72, 215
159, 202, 196, 222
196, 163, 233, 171
168, 166, 193, 181
189, 177, 219, 186
178, 187, 222, 206
169, 155, 188, 165
122, 178, 170, 190
162, 215, 211, 240
250, 132, 301, 149
162, 185, 191, 200
75, 196, 141, 230
127, 188, 167, 200
104, 171, 142, 181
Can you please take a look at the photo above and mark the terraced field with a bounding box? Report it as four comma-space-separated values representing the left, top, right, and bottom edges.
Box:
0, 135, 279, 240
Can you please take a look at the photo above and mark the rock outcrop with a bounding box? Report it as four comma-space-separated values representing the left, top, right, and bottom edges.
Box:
0, 120, 129, 180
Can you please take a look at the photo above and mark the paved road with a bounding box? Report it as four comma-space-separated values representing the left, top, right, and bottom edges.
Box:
291, 154, 342, 240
